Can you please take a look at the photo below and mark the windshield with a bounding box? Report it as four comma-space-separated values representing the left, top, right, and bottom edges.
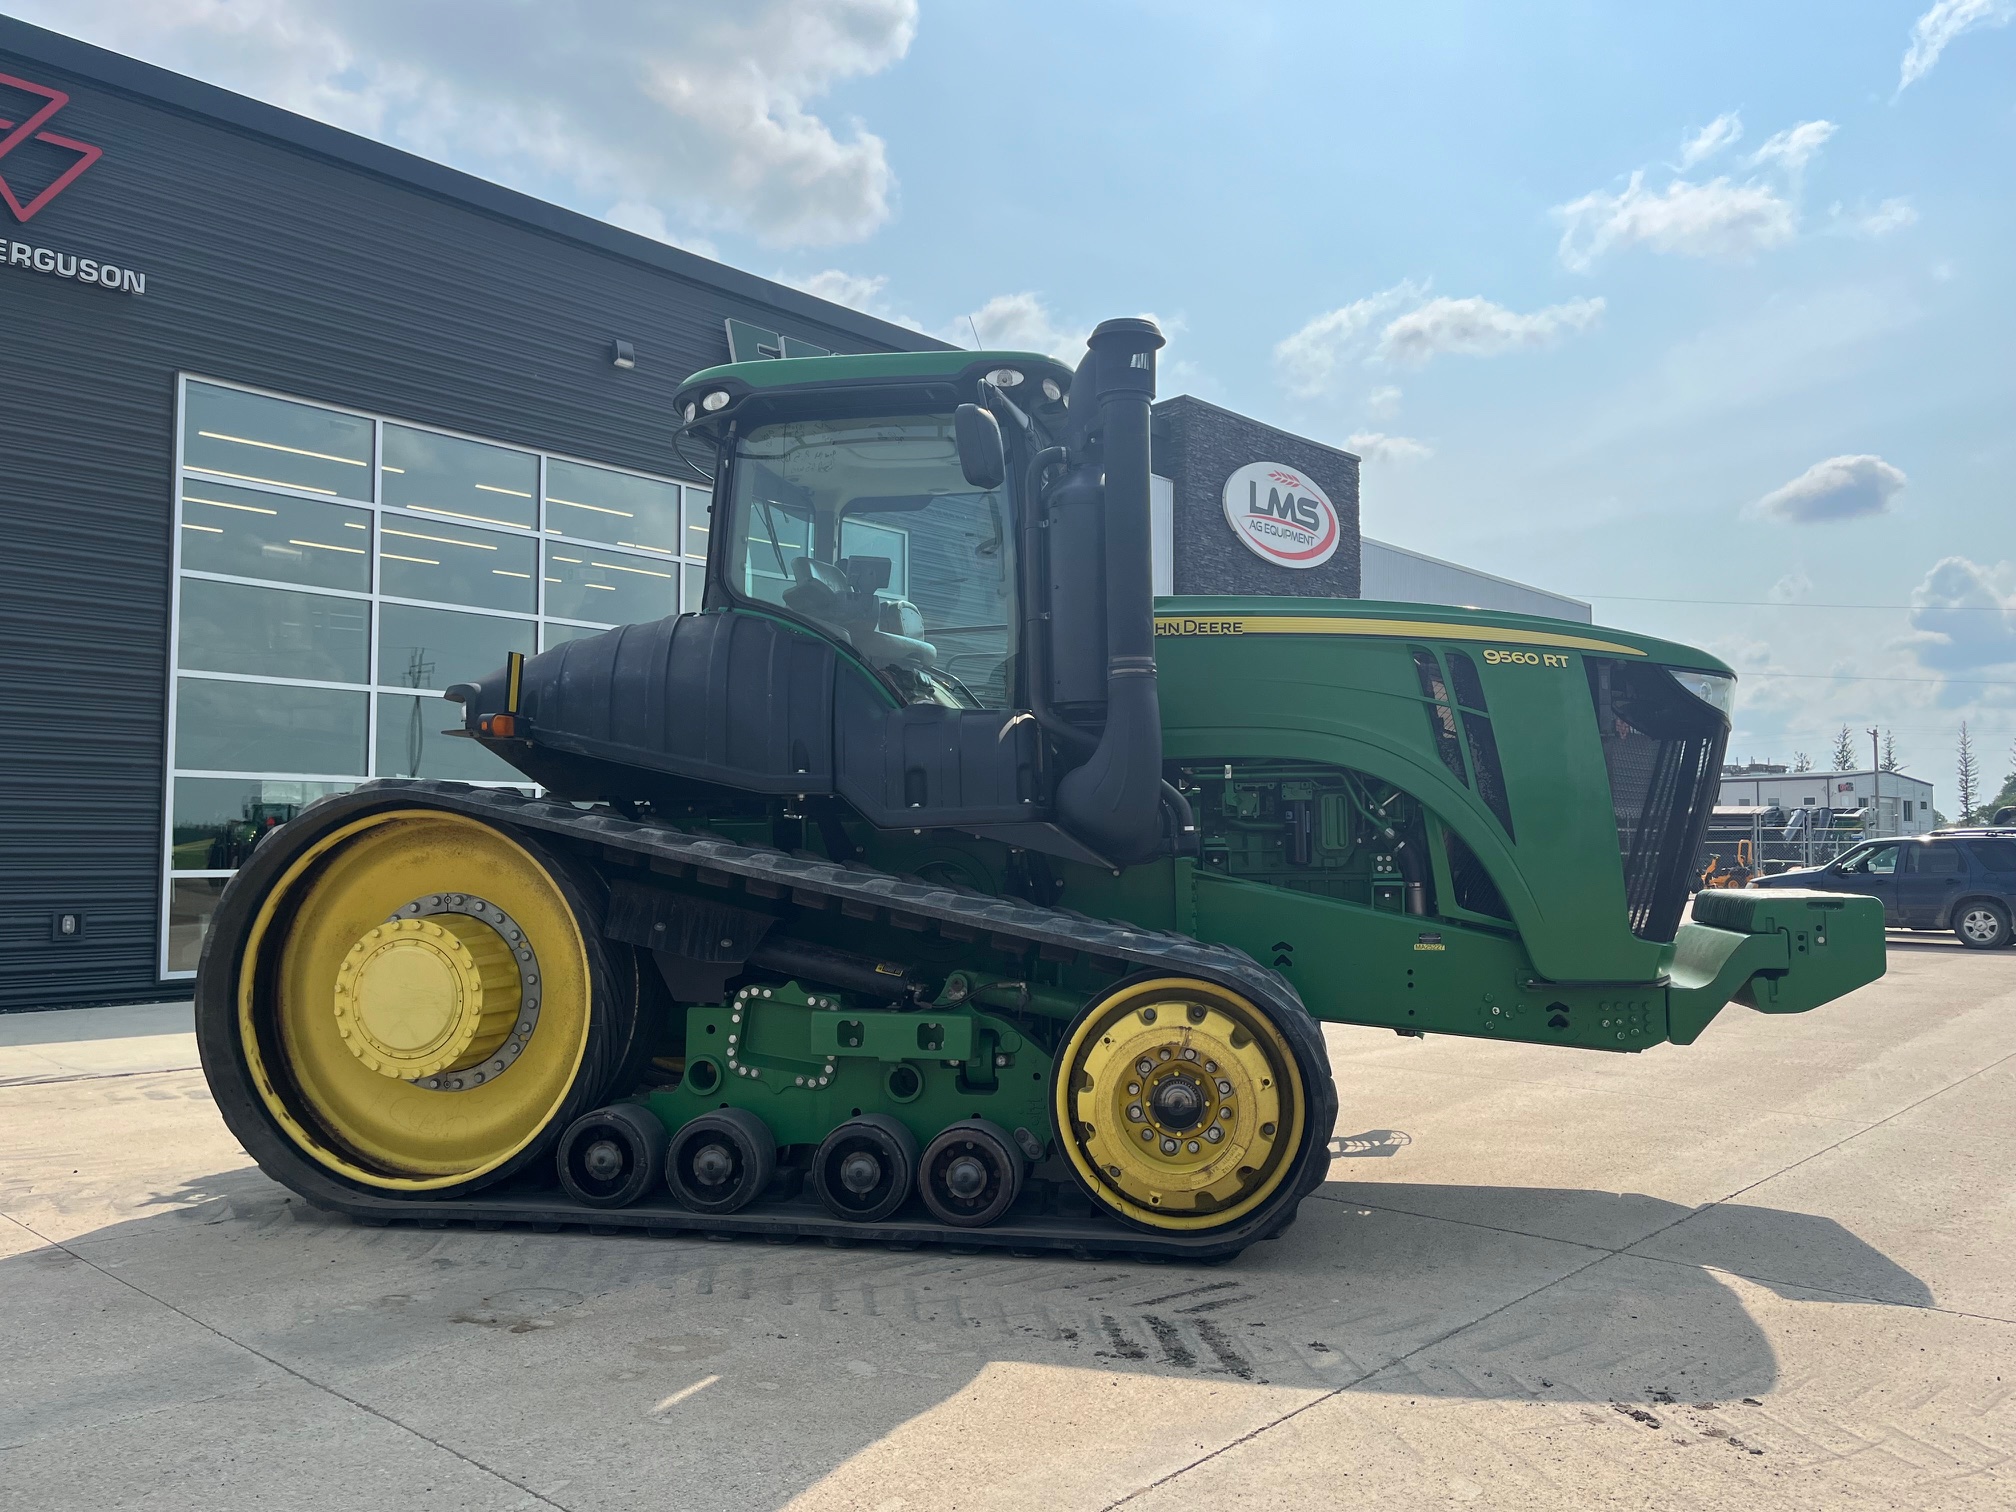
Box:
724, 413, 1016, 708
1837, 843, 1899, 875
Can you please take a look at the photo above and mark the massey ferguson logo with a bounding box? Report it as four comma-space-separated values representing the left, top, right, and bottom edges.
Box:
1221, 461, 1341, 569
0, 72, 103, 223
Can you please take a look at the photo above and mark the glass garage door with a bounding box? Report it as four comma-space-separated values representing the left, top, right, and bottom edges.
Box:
162, 377, 712, 978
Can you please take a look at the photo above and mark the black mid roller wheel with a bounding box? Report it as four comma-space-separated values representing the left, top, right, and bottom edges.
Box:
919, 1119, 1024, 1228
556, 1104, 666, 1209
812, 1115, 918, 1223
665, 1108, 776, 1214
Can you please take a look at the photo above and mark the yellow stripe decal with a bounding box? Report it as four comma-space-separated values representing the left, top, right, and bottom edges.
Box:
506, 650, 524, 712
1153, 615, 1646, 656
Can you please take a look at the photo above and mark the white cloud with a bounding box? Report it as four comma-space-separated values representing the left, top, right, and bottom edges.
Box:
605, 201, 718, 261
790, 269, 893, 312
939, 296, 1161, 366
1831, 197, 1920, 238
1678, 112, 1743, 168
1376, 295, 1605, 367
1273, 280, 1426, 397
1345, 432, 1433, 464
1899, 0, 2014, 92
1753, 454, 1908, 523
1556, 172, 1798, 271
1275, 283, 1598, 393
1903, 557, 2016, 671
1365, 386, 1403, 419
14, 0, 917, 247
1555, 117, 1842, 271
1746, 120, 1838, 175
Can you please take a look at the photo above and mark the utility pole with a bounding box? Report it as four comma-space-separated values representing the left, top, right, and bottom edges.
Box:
1868, 727, 1880, 831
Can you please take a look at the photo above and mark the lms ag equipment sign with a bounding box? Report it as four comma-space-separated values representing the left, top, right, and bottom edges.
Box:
1221, 461, 1339, 569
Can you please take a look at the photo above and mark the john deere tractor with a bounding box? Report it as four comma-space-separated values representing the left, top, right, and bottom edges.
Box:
195, 319, 1885, 1259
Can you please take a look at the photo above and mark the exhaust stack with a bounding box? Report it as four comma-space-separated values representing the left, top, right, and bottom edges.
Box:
1053, 317, 1167, 866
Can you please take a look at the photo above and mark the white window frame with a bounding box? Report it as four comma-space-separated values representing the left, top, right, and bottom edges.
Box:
159, 374, 708, 980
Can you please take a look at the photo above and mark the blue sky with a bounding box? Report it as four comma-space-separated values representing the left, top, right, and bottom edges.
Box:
24, 1, 2016, 802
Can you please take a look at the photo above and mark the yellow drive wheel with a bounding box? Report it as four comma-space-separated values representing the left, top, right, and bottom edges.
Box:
1054, 977, 1309, 1232
218, 805, 637, 1194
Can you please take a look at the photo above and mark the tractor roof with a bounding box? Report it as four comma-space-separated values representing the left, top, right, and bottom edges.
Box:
677, 348, 1075, 396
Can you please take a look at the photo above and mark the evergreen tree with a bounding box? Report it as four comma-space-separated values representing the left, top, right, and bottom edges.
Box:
1956, 722, 1978, 822
1832, 725, 1857, 772
1880, 730, 1900, 771
1792, 751, 1812, 773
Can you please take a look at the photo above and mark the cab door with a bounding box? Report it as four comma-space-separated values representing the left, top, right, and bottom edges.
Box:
1830, 841, 1904, 925
1896, 843, 1965, 927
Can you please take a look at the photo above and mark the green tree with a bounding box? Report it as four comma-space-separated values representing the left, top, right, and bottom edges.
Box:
1832, 725, 1857, 772
1880, 730, 1901, 771
1792, 750, 1813, 773
1956, 722, 1978, 821
1981, 736, 2016, 822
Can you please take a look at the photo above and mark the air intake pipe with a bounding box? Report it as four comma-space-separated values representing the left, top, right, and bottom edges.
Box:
1054, 317, 1167, 867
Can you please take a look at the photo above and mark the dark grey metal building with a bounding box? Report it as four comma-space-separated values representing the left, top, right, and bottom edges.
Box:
0, 19, 942, 1010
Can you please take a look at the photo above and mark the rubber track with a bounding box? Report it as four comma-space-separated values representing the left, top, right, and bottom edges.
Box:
253, 779, 1341, 1262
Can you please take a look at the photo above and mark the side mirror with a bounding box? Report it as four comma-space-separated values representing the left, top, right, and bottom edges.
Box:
954, 403, 1006, 491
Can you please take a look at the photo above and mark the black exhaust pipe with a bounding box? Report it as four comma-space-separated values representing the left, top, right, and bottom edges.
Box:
1054, 317, 1166, 867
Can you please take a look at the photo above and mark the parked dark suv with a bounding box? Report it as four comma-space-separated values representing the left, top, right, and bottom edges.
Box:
1753, 833, 2016, 948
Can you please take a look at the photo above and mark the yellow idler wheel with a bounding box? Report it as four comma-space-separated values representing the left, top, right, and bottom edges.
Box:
1054, 977, 1307, 1232
225, 806, 635, 1193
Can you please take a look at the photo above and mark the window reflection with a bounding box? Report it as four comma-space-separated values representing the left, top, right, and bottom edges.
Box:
175, 677, 368, 774
543, 545, 677, 625
183, 383, 372, 497
542, 621, 609, 651
178, 578, 368, 684
179, 482, 371, 592
171, 777, 349, 870
379, 515, 536, 613
546, 458, 681, 553
382, 425, 538, 530
166, 878, 230, 973
378, 603, 533, 690
376, 694, 523, 781
684, 488, 711, 558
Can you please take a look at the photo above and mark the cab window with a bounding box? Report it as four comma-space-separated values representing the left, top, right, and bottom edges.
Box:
1840, 843, 1900, 875
725, 414, 1016, 709
1912, 845, 1963, 875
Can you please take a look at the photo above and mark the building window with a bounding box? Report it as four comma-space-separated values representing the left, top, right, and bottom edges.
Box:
162, 377, 707, 978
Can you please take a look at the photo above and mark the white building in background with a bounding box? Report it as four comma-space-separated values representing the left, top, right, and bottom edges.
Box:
1359, 538, 1593, 622
1717, 768, 1936, 838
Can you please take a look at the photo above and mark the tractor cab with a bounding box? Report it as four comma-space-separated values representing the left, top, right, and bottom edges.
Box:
451, 321, 1179, 869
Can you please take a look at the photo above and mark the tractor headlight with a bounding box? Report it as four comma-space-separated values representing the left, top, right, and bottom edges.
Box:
985, 367, 1024, 388
1669, 667, 1736, 719
682, 402, 697, 423
700, 390, 732, 413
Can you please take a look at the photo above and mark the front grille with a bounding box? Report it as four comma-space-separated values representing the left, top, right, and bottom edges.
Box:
1586, 659, 1729, 943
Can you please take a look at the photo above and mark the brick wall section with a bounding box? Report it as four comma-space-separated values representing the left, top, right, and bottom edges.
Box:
1151, 395, 1361, 598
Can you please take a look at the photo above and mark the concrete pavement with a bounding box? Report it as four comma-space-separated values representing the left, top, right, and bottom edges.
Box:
2, 939, 2011, 1510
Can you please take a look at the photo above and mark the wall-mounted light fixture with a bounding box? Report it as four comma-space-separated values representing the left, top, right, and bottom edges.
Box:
610, 339, 637, 370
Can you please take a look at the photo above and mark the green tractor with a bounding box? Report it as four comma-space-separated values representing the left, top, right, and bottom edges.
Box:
195, 319, 1884, 1258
